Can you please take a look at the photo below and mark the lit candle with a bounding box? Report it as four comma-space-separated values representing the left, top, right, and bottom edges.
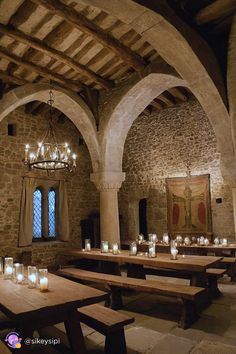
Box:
130, 242, 137, 256
171, 248, 178, 260
138, 234, 144, 243
28, 266, 37, 288
221, 238, 228, 246
72, 154, 76, 167
148, 242, 156, 258
214, 237, 220, 246
4, 257, 13, 280
101, 241, 109, 253
112, 243, 119, 255
163, 233, 169, 245
38, 269, 48, 292
40, 277, 48, 291
85, 239, 91, 251
15, 263, 24, 284
204, 238, 209, 246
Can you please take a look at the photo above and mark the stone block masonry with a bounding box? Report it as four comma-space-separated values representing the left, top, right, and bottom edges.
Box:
119, 98, 235, 240
0, 106, 99, 267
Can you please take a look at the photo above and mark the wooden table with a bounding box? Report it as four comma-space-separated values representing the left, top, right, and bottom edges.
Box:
60, 249, 222, 288
0, 273, 107, 353
121, 240, 236, 257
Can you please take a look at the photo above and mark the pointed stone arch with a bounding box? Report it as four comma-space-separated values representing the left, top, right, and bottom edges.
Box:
0, 83, 100, 172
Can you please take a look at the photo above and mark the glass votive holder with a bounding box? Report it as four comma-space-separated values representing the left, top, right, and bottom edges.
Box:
112, 243, 119, 255
101, 241, 109, 253
163, 233, 169, 245
148, 242, 156, 258
4, 257, 13, 280
85, 239, 91, 251
130, 242, 137, 256
38, 268, 49, 292
15, 263, 24, 284
28, 266, 37, 288
138, 234, 144, 243
221, 238, 228, 247
0, 257, 3, 274
170, 248, 178, 260
214, 237, 220, 246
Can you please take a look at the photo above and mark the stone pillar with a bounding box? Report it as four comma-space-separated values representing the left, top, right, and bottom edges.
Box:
91, 172, 125, 243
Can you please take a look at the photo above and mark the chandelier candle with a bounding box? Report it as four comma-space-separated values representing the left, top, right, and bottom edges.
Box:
4, 257, 13, 280
23, 89, 77, 172
28, 266, 37, 288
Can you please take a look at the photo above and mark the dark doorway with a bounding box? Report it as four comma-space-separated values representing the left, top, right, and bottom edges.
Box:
139, 198, 147, 237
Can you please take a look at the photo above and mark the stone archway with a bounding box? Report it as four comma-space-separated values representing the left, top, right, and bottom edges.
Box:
99, 68, 187, 171
76, 0, 235, 176
0, 83, 100, 172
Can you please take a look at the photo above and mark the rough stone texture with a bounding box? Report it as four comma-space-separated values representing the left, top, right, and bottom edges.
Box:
0, 106, 99, 266
119, 98, 235, 240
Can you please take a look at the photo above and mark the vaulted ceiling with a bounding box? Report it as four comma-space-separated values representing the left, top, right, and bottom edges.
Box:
0, 0, 235, 120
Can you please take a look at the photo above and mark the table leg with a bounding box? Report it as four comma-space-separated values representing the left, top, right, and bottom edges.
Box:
99, 261, 121, 275
190, 273, 207, 288
127, 264, 146, 279
64, 308, 87, 354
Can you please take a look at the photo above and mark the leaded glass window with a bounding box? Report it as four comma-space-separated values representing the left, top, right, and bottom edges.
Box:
48, 189, 56, 237
33, 188, 42, 238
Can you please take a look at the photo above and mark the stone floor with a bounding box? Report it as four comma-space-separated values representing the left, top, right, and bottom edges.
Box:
2, 274, 236, 354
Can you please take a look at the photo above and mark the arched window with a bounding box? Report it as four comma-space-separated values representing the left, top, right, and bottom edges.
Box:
48, 188, 56, 237
33, 188, 42, 238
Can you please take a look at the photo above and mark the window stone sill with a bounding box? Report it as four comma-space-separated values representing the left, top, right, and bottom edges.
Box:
32, 240, 69, 248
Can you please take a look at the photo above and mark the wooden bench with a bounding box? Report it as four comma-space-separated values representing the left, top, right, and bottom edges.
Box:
221, 257, 236, 282
0, 311, 15, 330
58, 267, 206, 329
143, 266, 226, 298
78, 304, 134, 354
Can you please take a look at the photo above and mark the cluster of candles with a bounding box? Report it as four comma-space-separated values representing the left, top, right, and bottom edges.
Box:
138, 233, 170, 245
174, 235, 228, 247
83, 239, 120, 255
0, 257, 48, 292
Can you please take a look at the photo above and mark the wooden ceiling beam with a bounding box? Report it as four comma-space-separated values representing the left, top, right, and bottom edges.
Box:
168, 87, 188, 102
0, 69, 28, 86
195, 0, 236, 25
150, 100, 162, 111
0, 46, 83, 92
158, 92, 175, 107
0, 23, 113, 90
30, 0, 146, 71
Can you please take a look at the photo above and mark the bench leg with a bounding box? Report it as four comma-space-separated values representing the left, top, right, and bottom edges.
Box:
228, 264, 236, 282
178, 299, 199, 329
127, 264, 146, 279
105, 329, 127, 354
208, 276, 222, 299
109, 286, 123, 310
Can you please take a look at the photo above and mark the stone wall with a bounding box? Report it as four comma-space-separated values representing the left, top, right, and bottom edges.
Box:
119, 98, 235, 241
0, 107, 99, 267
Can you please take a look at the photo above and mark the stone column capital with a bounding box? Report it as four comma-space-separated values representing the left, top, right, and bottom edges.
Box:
90, 171, 125, 191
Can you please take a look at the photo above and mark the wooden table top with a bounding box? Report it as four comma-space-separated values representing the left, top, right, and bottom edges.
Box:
60, 248, 222, 273
122, 240, 236, 251
0, 273, 107, 319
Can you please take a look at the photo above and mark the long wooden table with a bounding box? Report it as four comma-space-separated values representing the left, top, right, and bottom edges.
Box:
121, 240, 236, 256
60, 248, 222, 288
0, 273, 107, 353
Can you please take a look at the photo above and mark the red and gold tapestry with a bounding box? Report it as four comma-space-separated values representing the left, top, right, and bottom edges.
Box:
166, 174, 211, 235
